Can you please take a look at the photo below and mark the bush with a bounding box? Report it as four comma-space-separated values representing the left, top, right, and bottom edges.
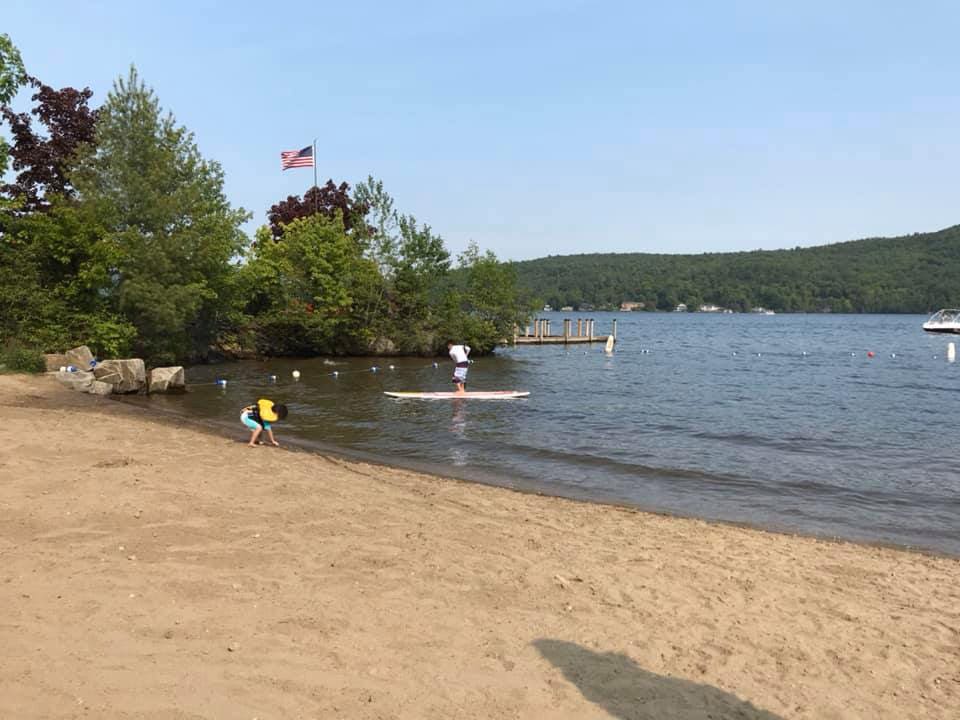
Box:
0, 342, 45, 373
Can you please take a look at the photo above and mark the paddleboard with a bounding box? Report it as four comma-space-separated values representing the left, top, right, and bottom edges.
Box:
604, 335, 615, 353
384, 390, 530, 400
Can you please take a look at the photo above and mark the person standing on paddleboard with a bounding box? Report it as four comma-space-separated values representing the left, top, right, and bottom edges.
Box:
447, 341, 471, 395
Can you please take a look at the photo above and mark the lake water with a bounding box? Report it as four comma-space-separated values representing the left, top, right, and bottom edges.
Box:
141, 313, 960, 556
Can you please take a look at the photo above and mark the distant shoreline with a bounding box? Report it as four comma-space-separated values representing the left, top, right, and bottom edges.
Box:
515, 224, 960, 315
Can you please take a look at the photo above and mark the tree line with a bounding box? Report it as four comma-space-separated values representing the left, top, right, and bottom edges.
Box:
0, 35, 532, 369
513, 226, 960, 313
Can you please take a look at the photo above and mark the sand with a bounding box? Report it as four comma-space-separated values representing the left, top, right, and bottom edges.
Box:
0, 373, 957, 719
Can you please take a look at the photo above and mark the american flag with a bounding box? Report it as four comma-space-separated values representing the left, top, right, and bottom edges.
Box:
280, 145, 314, 170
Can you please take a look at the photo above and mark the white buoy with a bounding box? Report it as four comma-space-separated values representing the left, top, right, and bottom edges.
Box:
948, 342, 956, 363
292, 370, 301, 379
802, 351, 808, 356
890, 353, 896, 359
332, 371, 339, 377
389, 365, 395, 371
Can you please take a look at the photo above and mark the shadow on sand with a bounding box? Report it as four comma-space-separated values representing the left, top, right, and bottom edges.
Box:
533, 639, 785, 720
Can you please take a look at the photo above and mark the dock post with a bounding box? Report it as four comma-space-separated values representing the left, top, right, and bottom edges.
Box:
588, 318, 594, 342
545, 319, 551, 337
612, 318, 617, 342
577, 318, 583, 337
563, 319, 570, 343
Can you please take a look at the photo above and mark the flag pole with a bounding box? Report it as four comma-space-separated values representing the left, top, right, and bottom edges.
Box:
313, 137, 318, 215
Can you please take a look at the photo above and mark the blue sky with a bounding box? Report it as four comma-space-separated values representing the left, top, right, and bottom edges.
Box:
4, 1, 959, 260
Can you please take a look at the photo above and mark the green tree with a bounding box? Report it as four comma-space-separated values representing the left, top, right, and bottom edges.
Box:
236, 177, 533, 358
353, 175, 398, 273
0, 48, 134, 357
0, 201, 136, 356
352, 177, 453, 352
240, 214, 379, 355
446, 242, 530, 353
386, 214, 451, 350
0, 33, 27, 176
70, 67, 249, 363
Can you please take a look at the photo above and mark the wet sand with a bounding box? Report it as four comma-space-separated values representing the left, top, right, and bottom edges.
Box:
0, 373, 957, 719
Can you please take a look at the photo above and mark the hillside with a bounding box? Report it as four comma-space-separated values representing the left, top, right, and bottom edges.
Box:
512, 225, 960, 313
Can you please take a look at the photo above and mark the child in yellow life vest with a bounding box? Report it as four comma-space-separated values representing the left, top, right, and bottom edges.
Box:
240, 399, 288, 448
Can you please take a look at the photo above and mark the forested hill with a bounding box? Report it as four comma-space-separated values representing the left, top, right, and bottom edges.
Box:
513, 224, 960, 313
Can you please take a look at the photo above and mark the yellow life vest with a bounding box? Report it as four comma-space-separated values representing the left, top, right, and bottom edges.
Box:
257, 398, 279, 422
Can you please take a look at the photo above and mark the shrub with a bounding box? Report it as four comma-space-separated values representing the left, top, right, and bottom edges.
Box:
0, 342, 45, 373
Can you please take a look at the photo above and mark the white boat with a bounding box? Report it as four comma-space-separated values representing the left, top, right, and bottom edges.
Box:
922, 309, 960, 334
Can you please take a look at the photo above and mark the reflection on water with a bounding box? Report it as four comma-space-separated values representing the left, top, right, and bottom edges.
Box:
449, 400, 469, 466
139, 313, 960, 555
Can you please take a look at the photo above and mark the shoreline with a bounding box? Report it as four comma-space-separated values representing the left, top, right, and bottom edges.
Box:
120, 386, 957, 562
1, 372, 958, 718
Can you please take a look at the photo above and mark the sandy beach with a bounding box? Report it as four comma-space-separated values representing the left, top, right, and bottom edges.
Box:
0, 373, 957, 719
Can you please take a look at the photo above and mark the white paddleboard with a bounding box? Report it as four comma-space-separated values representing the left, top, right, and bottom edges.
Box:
384, 390, 530, 400
604, 335, 615, 353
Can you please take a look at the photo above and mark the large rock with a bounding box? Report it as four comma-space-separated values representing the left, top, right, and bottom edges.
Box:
94, 371, 122, 387
88, 380, 114, 396
65, 345, 95, 369
43, 353, 69, 372
56, 369, 95, 392
148, 366, 186, 394
93, 359, 146, 394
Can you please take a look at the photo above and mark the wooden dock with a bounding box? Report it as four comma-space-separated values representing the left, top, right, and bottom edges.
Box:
513, 318, 617, 345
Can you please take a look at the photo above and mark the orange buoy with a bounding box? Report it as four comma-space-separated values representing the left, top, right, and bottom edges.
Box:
867, 351, 875, 358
